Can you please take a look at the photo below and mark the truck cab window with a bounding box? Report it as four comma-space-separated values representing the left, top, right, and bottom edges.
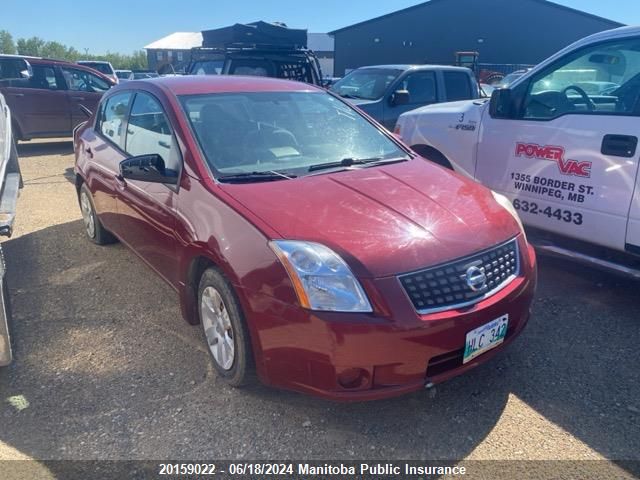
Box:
524, 37, 640, 119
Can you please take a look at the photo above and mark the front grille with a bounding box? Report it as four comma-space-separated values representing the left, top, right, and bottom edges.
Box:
398, 238, 519, 313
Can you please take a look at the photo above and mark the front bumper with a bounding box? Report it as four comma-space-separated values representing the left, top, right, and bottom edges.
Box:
244, 241, 537, 401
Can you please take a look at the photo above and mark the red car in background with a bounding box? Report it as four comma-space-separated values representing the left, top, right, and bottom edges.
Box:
0, 57, 114, 140
74, 75, 536, 401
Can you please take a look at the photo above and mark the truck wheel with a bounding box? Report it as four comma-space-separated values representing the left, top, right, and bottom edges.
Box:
411, 145, 453, 170
79, 183, 117, 245
198, 267, 254, 387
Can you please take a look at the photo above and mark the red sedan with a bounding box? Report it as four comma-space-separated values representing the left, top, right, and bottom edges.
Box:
74, 76, 536, 401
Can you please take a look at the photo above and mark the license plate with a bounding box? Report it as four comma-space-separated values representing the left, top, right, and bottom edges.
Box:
463, 314, 509, 364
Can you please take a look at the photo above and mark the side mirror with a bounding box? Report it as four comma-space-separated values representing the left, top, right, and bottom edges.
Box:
489, 88, 513, 119
120, 154, 178, 185
390, 89, 410, 106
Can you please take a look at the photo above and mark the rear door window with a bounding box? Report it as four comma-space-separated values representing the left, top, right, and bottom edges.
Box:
444, 71, 473, 101
21, 65, 59, 90
97, 92, 132, 148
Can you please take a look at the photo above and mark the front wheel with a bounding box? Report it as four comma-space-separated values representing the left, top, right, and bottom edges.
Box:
78, 183, 117, 245
198, 267, 254, 387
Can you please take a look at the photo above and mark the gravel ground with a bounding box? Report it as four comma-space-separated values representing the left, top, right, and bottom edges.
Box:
0, 140, 639, 478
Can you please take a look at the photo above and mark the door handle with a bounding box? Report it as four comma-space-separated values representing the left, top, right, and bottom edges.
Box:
85, 147, 93, 158
601, 134, 638, 158
72, 96, 86, 101
10, 93, 24, 97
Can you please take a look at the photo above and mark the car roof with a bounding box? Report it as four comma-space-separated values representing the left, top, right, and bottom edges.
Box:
355, 64, 471, 73
24, 57, 114, 81
131, 75, 321, 96
78, 60, 111, 64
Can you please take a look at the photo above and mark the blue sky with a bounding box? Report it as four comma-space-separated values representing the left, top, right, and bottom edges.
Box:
1, 0, 637, 54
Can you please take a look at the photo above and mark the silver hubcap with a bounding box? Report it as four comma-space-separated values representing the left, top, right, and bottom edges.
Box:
80, 191, 95, 238
201, 286, 235, 370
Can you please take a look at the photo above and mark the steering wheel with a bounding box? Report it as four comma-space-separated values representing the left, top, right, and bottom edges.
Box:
562, 85, 595, 111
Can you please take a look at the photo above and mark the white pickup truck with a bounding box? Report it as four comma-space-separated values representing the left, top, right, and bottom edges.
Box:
396, 26, 640, 278
0, 55, 30, 365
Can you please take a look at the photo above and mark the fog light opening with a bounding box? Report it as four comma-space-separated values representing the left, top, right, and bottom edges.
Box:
337, 368, 370, 389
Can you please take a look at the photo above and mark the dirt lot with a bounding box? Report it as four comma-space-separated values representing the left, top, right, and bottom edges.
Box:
1, 140, 639, 477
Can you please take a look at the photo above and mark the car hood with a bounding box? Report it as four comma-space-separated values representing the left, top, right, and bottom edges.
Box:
220, 159, 519, 278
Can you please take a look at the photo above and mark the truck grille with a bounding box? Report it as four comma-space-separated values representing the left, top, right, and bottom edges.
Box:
398, 238, 519, 314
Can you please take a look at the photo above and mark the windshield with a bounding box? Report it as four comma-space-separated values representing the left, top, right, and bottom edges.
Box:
180, 91, 408, 177
80, 62, 113, 75
330, 68, 402, 100
115, 71, 131, 79
191, 60, 224, 75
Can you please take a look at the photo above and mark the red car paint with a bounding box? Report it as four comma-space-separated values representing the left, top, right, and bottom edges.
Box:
74, 76, 537, 401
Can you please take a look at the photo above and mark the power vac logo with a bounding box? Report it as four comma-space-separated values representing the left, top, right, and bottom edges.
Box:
515, 143, 591, 178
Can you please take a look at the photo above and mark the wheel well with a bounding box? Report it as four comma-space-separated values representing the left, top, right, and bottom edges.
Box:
185, 256, 219, 325
75, 174, 84, 198
11, 119, 23, 142
410, 144, 453, 170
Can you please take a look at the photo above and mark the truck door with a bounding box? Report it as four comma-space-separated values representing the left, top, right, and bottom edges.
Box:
383, 70, 437, 130
475, 35, 640, 252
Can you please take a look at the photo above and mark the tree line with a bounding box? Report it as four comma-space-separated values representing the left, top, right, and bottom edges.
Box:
0, 30, 148, 70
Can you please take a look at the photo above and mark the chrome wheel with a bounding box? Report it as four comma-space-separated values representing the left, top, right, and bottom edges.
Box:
80, 191, 95, 238
201, 286, 235, 370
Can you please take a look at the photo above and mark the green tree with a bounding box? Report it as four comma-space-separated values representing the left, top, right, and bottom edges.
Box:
16, 36, 46, 56
0, 30, 16, 54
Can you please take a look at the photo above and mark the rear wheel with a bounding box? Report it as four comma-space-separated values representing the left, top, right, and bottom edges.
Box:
198, 267, 254, 387
79, 183, 117, 245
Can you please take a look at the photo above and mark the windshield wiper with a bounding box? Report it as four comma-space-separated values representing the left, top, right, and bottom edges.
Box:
218, 170, 297, 183
308, 157, 407, 173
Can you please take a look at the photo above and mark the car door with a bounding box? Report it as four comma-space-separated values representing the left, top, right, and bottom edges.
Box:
85, 91, 134, 233
1, 64, 70, 137
443, 70, 476, 102
476, 35, 640, 253
383, 70, 437, 130
116, 91, 180, 286
59, 66, 112, 131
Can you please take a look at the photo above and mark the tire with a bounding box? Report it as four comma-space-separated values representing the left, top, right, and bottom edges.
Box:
198, 267, 254, 387
411, 145, 453, 170
78, 183, 117, 245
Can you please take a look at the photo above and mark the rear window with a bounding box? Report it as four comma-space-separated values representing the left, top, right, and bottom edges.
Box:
444, 71, 473, 101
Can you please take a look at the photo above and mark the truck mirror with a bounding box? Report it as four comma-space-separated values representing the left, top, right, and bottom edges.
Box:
391, 90, 410, 106
489, 88, 512, 119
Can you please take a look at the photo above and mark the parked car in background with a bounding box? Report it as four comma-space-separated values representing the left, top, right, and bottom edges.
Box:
74, 75, 536, 400
131, 70, 160, 80
495, 69, 532, 88
0, 57, 114, 140
0, 56, 31, 366
188, 21, 324, 86
77, 60, 118, 84
115, 69, 133, 82
396, 25, 640, 278
330, 65, 479, 130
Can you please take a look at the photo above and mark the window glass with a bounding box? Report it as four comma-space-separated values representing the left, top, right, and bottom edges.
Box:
191, 60, 224, 75
156, 51, 163, 61
524, 37, 640, 119
444, 71, 472, 101
24, 65, 58, 90
330, 68, 402, 100
0, 58, 25, 80
98, 92, 132, 148
60, 67, 111, 93
398, 72, 437, 104
180, 91, 408, 176
126, 92, 181, 173
177, 51, 184, 62
79, 62, 113, 75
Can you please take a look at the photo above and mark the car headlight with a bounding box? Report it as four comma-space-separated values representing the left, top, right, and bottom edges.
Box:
269, 240, 372, 312
491, 191, 526, 239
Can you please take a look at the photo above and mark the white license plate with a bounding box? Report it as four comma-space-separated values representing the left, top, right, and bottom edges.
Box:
463, 314, 509, 364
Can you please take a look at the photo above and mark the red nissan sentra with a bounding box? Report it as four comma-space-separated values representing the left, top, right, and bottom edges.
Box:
74, 76, 537, 401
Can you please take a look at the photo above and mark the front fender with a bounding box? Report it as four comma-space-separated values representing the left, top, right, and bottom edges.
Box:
396, 100, 488, 178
